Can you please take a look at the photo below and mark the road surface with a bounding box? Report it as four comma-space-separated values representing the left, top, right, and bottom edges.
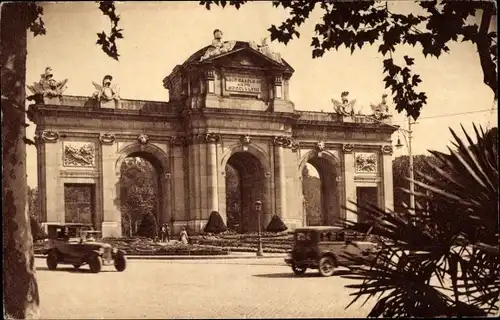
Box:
35, 257, 374, 319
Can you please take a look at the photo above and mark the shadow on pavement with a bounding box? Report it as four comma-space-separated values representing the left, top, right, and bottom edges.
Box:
36, 266, 115, 274
253, 270, 347, 278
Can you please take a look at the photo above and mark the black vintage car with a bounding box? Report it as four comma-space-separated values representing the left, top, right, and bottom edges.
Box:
284, 226, 378, 277
42, 223, 127, 273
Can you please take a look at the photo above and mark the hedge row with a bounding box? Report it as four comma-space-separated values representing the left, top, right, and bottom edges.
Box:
190, 238, 292, 250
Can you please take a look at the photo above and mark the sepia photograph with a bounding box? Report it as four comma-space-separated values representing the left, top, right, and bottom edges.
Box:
2, 1, 498, 319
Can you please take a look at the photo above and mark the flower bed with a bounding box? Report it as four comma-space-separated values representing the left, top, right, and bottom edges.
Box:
33, 233, 294, 256
34, 238, 229, 256
101, 238, 229, 256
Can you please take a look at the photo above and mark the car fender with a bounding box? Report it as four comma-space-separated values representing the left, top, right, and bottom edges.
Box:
321, 252, 339, 266
82, 250, 102, 260
44, 248, 59, 256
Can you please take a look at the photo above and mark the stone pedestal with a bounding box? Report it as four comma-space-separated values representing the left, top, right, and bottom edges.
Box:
100, 100, 120, 109
102, 221, 121, 238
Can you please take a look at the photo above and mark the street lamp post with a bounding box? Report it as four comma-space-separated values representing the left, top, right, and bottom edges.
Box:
255, 200, 264, 257
395, 117, 416, 216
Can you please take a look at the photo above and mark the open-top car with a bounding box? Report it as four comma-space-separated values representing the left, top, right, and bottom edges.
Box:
42, 223, 127, 273
285, 226, 378, 277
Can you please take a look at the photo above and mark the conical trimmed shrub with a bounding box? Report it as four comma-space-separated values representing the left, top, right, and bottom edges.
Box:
204, 211, 227, 234
136, 214, 158, 239
266, 214, 288, 233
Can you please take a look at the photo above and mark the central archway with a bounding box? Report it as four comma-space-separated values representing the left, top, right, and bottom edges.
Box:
225, 152, 265, 233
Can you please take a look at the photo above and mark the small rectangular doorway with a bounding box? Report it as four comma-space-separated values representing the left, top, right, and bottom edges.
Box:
356, 186, 378, 223
64, 183, 96, 227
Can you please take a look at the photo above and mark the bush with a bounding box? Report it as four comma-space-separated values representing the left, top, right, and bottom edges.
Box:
266, 215, 288, 233
203, 211, 227, 234
136, 214, 158, 239
30, 215, 47, 241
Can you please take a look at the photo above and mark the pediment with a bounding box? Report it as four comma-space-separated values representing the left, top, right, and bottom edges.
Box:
201, 46, 294, 73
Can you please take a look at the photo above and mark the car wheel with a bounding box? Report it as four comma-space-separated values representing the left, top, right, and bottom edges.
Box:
318, 256, 337, 277
114, 253, 127, 272
88, 255, 102, 273
292, 264, 307, 276
46, 251, 58, 270
73, 264, 81, 269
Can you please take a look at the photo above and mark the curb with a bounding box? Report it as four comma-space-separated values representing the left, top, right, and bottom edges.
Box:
34, 254, 287, 260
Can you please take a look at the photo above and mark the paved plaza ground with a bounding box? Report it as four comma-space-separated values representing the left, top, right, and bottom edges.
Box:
35, 257, 374, 319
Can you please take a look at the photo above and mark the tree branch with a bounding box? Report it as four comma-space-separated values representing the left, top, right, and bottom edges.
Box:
476, 7, 497, 99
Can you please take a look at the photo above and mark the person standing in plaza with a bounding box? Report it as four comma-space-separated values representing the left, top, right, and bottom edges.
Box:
179, 226, 189, 245
160, 223, 167, 242
165, 223, 171, 242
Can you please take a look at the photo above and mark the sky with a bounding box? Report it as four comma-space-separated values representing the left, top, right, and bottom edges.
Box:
25, 1, 498, 187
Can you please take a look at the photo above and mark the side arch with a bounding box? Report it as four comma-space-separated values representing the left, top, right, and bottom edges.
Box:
114, 142, 172, 231
298, 150, 341, 176
298, 149, 343, 226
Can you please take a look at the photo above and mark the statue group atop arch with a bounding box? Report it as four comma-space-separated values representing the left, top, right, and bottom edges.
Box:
29, 29, 397, 238
27, 67, 68, 103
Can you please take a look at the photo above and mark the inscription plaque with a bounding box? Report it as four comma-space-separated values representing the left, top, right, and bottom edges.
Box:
225, 74, 262, 93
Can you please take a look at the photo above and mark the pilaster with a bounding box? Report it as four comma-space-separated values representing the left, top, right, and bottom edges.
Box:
342, 143, 357, 222
273, 136, 288, 219
100, 133, 121, 237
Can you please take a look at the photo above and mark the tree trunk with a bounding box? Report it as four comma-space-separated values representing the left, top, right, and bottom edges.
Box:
1, 3, 40, 319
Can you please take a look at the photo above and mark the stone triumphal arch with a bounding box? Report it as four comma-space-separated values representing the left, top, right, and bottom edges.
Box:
29, 31, 397, 237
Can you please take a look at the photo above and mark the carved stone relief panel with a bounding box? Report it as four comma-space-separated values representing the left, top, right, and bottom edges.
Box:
354, 152, 378, 174
63, 142, 96, 167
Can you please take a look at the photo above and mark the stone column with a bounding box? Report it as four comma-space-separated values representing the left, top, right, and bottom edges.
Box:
206, 133, 220, 214
100, 133, 121, 238
342, 144, 357, 222
381, 145, 394, 211
273, 136, 287, 219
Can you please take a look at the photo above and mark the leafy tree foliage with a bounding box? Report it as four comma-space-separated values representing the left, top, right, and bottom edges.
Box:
339, 124, 499, 317
301, 165, 322, 225
225, 164, 241, 231
266, 214, 288, 233
204, 211, 228, 234
29, 216, 47, 242
201, 0, 498, 120
392, 154, 445, 213
27, 186, 40, 220
119, 157, 158, 237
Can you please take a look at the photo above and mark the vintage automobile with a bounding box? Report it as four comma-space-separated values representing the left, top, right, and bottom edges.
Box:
284, 226, 378, 277
42, 223, 127, 273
